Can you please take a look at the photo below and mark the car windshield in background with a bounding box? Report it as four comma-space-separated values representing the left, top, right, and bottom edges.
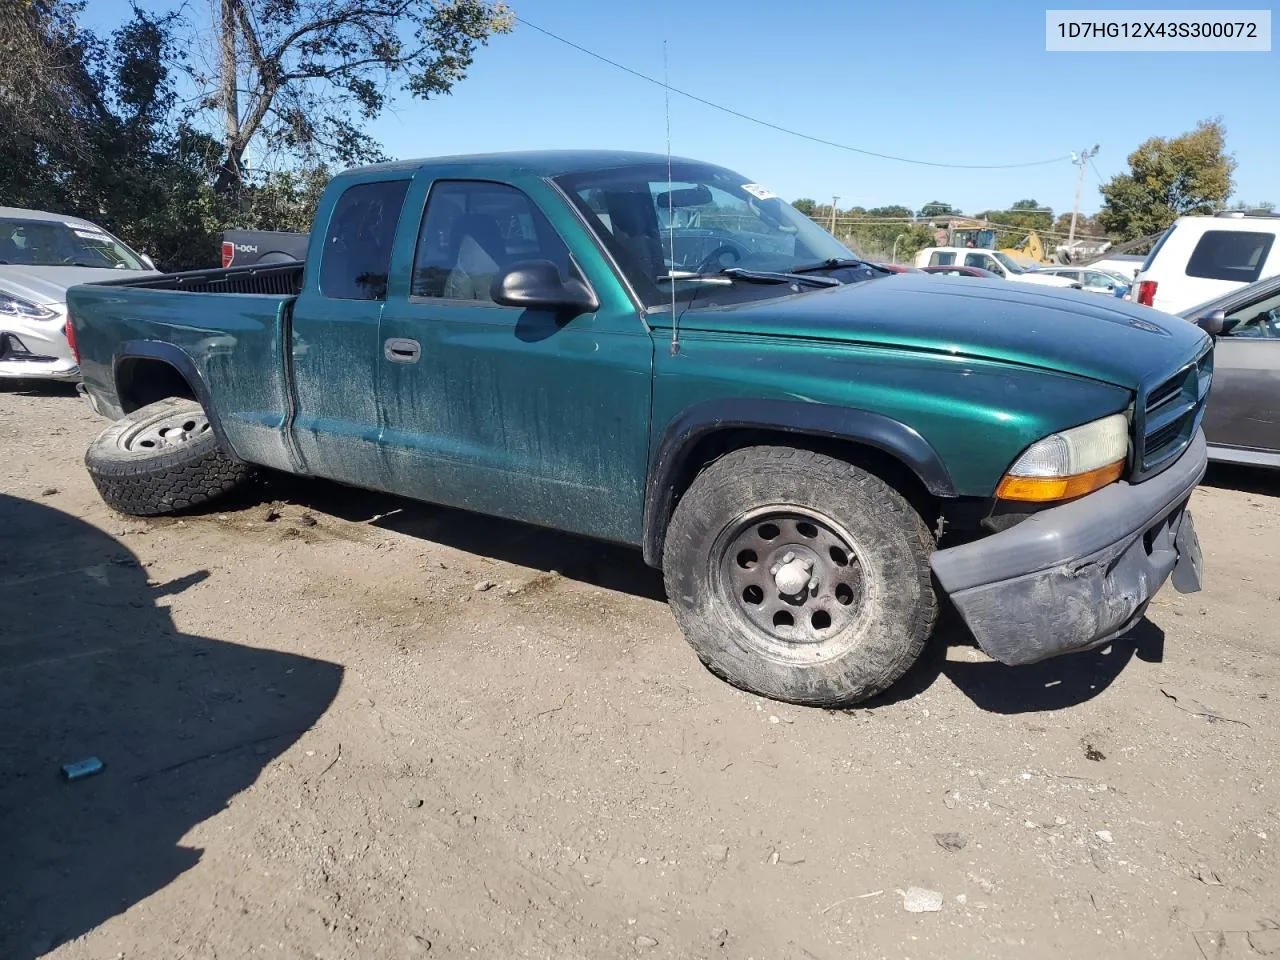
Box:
555, 162, 855, 308
0, 217, 147, 270
993, 251, 1029, 274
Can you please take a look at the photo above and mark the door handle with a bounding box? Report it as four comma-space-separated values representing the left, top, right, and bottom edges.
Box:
384, 338, 421, 363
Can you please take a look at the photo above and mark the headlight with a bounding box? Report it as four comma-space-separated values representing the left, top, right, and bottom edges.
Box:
0, 292, 58, 321
996, 413, 1128, 502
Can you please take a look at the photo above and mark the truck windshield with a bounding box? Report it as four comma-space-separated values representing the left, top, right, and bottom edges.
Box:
555, 162, 854, 308
0, 217, 147, 270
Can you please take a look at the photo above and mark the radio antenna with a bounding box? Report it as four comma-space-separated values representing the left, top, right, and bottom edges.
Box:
664, 39, 679, 357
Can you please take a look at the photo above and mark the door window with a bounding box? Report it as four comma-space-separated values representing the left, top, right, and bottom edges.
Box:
411, 181, 571, 301
318, 179, 410, 300
1223, 289, 1280, 338
929, 251, 956, 266
1083, 271, 1113, 289
1186, 230, 1276, 283
965, 252, 999, 274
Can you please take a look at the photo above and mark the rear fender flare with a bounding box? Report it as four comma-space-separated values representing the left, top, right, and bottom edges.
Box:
642, 399, 955, 567
112, 340, 238, 458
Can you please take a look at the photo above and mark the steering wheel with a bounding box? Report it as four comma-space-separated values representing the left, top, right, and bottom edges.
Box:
694, 245, 743, 274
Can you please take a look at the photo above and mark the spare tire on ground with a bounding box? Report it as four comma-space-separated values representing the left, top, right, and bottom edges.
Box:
84, 397, 251, 516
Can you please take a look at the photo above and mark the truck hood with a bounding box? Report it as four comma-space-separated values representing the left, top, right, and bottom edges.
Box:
0, 265, 159, 306
656, 273, 1208, 389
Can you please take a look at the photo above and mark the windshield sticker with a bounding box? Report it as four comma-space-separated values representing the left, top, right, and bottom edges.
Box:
73, 230, 110, 241
741, 183, 777, 201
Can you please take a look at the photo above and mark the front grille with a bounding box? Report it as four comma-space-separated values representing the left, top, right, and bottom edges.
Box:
1133, 344, 1213, 480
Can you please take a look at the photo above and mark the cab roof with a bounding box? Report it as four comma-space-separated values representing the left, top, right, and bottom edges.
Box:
334, 150, 721, 181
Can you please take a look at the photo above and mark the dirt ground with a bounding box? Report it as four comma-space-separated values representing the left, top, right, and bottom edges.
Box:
2, 381, 1278, 960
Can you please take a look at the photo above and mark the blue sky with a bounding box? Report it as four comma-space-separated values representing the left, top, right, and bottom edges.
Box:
81, 0, 1277, 217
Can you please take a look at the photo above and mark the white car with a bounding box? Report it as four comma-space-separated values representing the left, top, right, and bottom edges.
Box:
914, 247, 1077, 288
1036, 266, 1131, 297
1, 207, 158, 382
1132, 212, 1280, 314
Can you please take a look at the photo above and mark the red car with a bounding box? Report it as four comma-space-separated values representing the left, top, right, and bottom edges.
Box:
874, 262, 926, 274
920, 264, 1002, 279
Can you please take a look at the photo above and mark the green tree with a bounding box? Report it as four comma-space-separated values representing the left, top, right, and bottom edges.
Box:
1096, 119, 1236, 241
791, 198, 817, 216
205, 0, 513, 192
918, 201, 959, 218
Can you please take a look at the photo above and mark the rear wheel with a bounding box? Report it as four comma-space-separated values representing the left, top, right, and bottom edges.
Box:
85, 397, 250, 516
663, 446, 937, 706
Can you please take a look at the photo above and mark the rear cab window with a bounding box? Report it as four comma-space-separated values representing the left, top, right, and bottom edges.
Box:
1185, 230, 1276, 283
319, 179, 411, 300
929, 251, 956, 266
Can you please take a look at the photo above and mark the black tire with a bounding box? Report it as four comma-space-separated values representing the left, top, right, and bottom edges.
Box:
84, 397, 251, 516
663, 446, 937, 706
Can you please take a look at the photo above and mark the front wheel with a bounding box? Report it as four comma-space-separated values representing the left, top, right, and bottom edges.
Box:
84, 397, 251, 516
663, 446, 937, 706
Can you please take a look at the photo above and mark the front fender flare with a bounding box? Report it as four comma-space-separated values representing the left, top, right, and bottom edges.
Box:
641, 399, 955, 567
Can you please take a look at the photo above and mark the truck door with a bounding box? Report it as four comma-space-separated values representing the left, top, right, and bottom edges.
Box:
1202, 286, 1280, 455
289, 176, 411, 487
376, 177, 655, 544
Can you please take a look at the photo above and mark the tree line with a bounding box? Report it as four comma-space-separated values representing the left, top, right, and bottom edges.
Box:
795, 119, 1254, 262
1, 0, 510, 270
0, 4, 1259, 272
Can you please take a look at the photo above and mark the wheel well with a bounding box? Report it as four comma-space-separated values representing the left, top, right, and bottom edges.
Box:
115, 357, 197, 414
663, 428, 940, 547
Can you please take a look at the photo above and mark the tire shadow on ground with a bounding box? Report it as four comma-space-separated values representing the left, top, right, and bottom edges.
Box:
0, 494, 343, 959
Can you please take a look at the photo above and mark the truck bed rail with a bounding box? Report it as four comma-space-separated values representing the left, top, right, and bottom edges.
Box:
92, 262, 303, 296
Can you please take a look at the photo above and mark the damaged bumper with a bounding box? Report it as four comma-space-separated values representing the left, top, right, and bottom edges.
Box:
930, 429, 1207, 666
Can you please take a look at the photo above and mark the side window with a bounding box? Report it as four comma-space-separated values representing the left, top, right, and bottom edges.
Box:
1186, 230, 1275, 283
411, 181, 571, 301
1084, 272, 1111, 289
964, 252, 989, 270
1224, 290, 1280, 339
930, 251, 955, 266
319, 179, 410, 300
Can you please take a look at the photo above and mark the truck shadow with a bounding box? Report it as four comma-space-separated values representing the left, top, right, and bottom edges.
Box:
247, 470, 669, 601
238, 472, 1160, 713
0, 494, 342, 959
871, 613, 1166, 714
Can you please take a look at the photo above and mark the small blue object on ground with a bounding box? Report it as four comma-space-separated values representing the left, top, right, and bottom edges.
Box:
60, 757, 104, 781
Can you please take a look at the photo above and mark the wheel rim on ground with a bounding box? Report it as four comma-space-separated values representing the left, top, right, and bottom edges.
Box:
713, 506, 873, 664
116, 408, 211, 453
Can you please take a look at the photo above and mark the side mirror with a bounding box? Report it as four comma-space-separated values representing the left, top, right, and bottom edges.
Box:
141, 254, 157, 270
1195, 309, 1226, 336
490, 260, 599, 315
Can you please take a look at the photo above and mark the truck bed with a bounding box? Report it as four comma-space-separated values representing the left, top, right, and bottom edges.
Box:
67, 265, 301, 473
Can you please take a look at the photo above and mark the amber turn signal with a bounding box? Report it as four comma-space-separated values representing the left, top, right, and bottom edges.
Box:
995, 459, 1125, 503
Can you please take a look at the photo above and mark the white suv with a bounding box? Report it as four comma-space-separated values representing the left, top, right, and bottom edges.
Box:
1133, 212, 1280, 314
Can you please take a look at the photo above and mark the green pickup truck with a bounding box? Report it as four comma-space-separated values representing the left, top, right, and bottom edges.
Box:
67, 150, 1211, 706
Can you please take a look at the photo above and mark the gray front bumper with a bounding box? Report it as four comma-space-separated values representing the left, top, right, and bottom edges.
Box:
931, 429, 1208, 666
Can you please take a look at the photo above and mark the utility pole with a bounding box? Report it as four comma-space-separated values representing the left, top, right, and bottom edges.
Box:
1068, 145, 1099, 245
830, 195, 840, 236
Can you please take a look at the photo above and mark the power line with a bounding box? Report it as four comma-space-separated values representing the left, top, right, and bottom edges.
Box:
515, 17, 1072, 171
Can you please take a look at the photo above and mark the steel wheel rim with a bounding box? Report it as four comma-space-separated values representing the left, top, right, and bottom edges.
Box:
117, 409, 211, 453
713, 506, 872, 664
